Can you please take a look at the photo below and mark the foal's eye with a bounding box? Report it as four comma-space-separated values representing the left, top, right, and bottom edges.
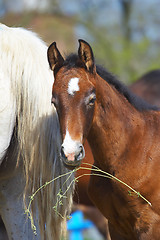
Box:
88, 95, 96, 106
51, 97, 58, 108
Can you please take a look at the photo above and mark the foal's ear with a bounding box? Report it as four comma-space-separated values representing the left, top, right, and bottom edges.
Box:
78, 39, 96, 74
47, 42, 64, 73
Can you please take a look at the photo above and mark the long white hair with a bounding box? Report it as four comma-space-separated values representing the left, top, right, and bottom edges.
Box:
0, 23, 74, 239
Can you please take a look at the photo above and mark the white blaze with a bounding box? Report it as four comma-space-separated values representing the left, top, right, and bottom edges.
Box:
68, 77, 79, 96
62, 130, 80, 156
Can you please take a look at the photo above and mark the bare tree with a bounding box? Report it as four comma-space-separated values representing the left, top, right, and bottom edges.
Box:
120, 0, 133, 41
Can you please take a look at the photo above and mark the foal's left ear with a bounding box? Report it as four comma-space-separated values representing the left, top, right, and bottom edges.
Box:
47, 42, 64, 73
78, 39, 96, 74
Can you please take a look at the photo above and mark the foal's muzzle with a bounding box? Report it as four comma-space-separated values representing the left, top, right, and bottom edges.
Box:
61, 144, 85, 169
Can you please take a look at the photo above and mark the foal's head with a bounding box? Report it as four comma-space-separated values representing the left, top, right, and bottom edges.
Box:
48, 40, 96, 168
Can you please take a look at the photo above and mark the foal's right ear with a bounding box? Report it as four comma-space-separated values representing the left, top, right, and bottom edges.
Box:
47, 42, 64, 73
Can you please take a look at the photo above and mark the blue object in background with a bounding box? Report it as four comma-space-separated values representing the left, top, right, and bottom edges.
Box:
67, 210, 94, 240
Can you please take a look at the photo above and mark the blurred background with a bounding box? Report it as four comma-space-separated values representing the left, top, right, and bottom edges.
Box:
0, 1, 160, 239
0, 0, 160, 84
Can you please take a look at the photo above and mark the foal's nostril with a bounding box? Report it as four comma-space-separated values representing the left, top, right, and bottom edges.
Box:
61, 146, 66, 159
77, 145, 85, 160
79, 145, 83, 154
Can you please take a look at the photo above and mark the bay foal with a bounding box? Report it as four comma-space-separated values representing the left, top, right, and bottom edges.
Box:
48, 40, 160, 240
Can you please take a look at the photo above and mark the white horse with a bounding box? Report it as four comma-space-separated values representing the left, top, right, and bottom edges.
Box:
0, 23, 74, 240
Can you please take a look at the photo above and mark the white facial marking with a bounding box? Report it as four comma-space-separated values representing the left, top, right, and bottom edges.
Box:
68, 77, 80, 96
62, 129, 80, 155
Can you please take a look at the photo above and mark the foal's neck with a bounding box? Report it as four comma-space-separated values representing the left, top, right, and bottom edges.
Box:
87, 75, 144, 173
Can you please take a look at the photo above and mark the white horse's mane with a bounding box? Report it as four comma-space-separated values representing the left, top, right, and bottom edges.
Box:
0, 23, 74, 239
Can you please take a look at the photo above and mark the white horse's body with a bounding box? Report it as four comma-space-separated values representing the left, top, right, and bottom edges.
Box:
0, 24, 74, 240
0, 69, 15, 162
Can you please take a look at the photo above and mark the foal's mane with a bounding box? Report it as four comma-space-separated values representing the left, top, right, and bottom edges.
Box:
63, 54, 159, 112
